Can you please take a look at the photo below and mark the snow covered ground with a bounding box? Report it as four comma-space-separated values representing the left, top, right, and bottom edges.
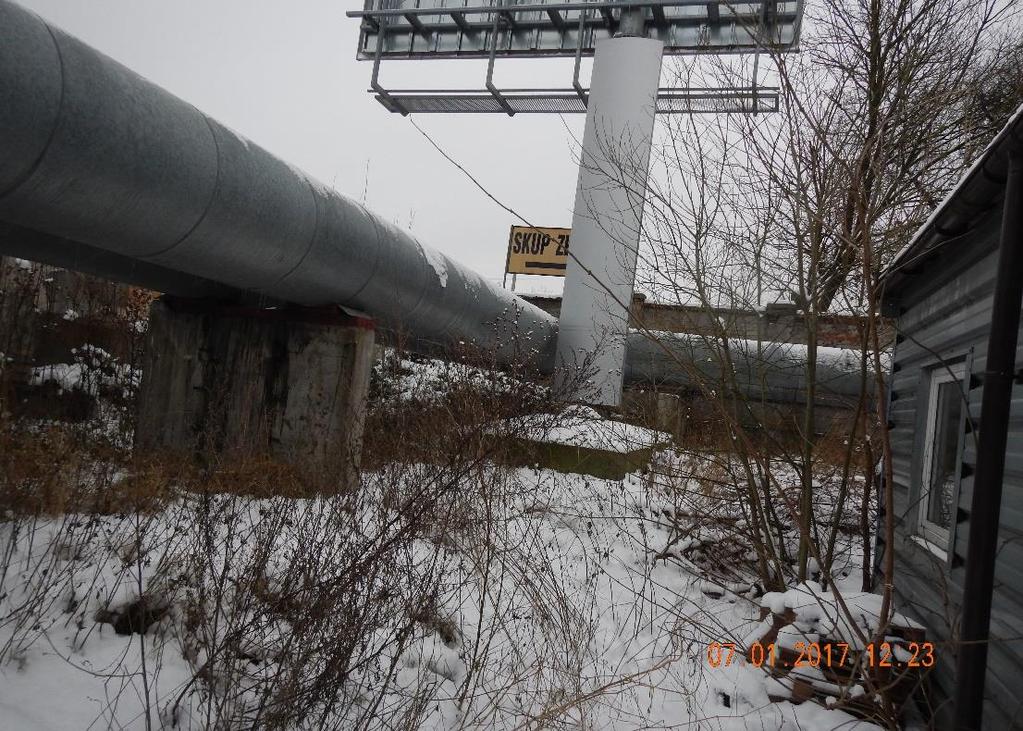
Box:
0, 453, 881, 730
503, 405, 668, 454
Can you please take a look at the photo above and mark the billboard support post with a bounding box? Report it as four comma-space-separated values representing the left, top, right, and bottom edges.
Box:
554, 29, 662, 406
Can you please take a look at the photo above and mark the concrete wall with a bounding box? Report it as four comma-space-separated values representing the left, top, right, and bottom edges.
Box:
136, 298, 374, 488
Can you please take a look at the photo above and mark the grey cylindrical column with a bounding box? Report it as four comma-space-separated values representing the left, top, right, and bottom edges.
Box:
554, 35, 663, 406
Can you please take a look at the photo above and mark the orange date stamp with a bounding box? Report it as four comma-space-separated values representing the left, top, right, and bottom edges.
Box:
706, 641, 935, 669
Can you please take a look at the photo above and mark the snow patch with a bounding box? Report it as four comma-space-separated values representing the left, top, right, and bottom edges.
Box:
760, 582, 922, 650
504, 404, 670, 454
419, 241, 449, 288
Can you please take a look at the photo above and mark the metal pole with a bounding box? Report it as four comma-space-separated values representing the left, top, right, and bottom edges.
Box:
617, 7, 647, 37
370, 17, 409, 116
572, 8, 589, 105
486, 2, 515, 116
953, 148, 1023, 730
554, 13, 662, 406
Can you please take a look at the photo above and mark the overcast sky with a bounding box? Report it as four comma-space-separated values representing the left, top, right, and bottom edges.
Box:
16, 0, 639, 295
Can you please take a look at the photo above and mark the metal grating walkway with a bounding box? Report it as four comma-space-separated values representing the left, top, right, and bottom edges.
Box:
375, 87, 780, 114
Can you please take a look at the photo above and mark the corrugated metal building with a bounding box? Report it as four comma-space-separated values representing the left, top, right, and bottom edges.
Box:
881, 105, 1023, 728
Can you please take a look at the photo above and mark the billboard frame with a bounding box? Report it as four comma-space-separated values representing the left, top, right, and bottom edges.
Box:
358, 0, 789, 116
349, 1, 803, 60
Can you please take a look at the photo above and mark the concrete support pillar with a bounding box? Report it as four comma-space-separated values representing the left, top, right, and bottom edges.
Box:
136, 297, 374, 488
554, 35, 663, 406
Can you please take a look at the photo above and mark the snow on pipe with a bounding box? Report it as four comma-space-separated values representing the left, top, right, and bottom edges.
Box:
0, 0, 868, 404
0, 0, 556, 366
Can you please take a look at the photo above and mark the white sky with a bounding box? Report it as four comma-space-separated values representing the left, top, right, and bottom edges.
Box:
17, 0, 635, 295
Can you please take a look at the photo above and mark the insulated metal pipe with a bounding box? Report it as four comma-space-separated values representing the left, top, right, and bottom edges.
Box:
624, 332, 867, 406
0, 0, 556, 366
0, 222, 236, 300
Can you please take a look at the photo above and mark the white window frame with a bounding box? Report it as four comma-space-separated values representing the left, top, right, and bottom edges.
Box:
918, 362, 966, 550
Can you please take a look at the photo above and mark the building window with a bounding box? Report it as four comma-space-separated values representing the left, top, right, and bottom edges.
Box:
918, 363, 966, 549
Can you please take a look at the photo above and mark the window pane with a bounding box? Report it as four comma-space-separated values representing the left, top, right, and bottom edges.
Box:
927, 380, 962, 529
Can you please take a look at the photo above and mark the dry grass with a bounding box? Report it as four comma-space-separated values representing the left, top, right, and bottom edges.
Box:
0, 422, 88, 516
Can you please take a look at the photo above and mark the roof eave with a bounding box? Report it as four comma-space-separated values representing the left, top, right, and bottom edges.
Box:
881, 103, 1023, 299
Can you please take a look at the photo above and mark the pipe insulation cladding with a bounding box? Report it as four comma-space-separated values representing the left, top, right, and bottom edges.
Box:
0, 0, 556, 366
0, 0, 869, 405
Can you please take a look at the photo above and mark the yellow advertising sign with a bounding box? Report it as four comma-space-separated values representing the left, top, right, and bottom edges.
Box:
505, 226, 571, 277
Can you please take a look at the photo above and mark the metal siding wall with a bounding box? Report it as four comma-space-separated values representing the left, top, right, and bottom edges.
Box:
887, 209, 1023, 725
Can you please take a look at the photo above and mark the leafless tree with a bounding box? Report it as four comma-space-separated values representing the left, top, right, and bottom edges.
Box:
587, 0, 1022, 610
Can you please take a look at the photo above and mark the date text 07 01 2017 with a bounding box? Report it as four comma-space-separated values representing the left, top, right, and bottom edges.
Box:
706, 641, 935, 669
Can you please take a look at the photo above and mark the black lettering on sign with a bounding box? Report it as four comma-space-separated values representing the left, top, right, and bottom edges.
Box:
555, 234, 570, 256
512, 231, 524, 254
